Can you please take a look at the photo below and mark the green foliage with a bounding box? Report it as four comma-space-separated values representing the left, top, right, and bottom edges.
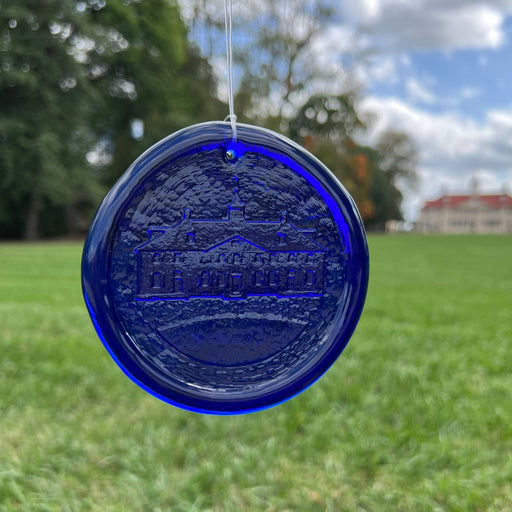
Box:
288, 95, 417, 226
1, 236, 512, 510
365, 131, 418, 228
0, 0, 99, 238
0, 0, 223, 239
288, 94, 364, 143
87, 0, 223, 184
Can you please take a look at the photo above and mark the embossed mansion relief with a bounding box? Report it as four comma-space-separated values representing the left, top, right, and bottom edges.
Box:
106, 141, 352, 375
135, 190, 327, 300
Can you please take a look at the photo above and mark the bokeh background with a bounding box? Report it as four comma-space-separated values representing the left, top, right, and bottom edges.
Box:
1, 1, 511, 510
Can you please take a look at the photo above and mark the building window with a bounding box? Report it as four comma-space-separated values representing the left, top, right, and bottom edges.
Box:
200, 271, 210, 287
174, 271, 183, 292
278, 232, 286, 245
231, 273, 242, 293
269, 270, 279, 286
186, 232, 195, 244
253, 270, 265, 286
287, 270, 296, 290
153, 252, 163, 262
151, 272, 164, 289
215, 271, 227, 288
304, 270, 316, 286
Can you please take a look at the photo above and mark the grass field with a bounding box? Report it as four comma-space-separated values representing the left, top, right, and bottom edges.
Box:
0, 235, 511, 511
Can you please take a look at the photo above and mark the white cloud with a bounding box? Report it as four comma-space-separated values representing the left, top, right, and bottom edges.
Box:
459, 86, 481, 100
488, 108, 512, 129
367, 56, 399, 84
309, 25, 358, 58
362, 97, 512, 174
432, 86, 482, 108
351, 55, 400, 92
472, 170, 508, 192
342, 0, 382, 23
341, 0, 512, 52
406, 78, 436, 104
360, 96, 512, 218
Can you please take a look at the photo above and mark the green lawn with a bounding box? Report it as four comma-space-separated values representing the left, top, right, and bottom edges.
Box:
1, 235, 511, 511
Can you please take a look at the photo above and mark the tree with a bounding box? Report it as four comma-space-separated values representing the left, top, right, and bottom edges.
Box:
183, 0, 417, 227
288, 94, 375, 222
86, 0, 224, 185
0, 0, 100, 239
183, 0, 353, 126
366, 131, 418, 229
0, 0, 223, 238
288, 96, 417, 226
288, 94, 364, 143
233, 0, 335, 124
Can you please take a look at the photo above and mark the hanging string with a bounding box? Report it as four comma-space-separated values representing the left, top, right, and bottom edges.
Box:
224, 0, 237, 143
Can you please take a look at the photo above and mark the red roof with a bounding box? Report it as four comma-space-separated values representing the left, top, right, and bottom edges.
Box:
423, 194, 512, 210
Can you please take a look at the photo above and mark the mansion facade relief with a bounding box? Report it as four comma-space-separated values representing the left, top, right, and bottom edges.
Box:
135, 191, 327, 300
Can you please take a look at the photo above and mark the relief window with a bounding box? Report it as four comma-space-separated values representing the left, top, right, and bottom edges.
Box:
304, 270, 316, 286
231, 273, 243, 293
287, 270, 296, 289
174, 271, 183, 292
253, 270, 265, 287
200, 271, 210, 287
269, 270, 279, 286
151, 272, 164, 289
215, 271, 227, 287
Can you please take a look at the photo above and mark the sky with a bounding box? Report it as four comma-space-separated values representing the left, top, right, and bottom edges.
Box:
334, 0, 512, 219
183, 0, 512, 220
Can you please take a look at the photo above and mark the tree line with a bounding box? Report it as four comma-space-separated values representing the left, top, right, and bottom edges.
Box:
0, 0, 417, 239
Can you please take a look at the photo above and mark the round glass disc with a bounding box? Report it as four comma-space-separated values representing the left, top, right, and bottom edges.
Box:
82, 121, 369, 414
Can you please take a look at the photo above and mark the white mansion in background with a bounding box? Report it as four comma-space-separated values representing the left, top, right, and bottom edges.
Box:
416, 185, 512, 234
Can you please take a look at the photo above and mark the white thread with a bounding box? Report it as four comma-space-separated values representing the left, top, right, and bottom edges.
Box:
224, 0, 237, 142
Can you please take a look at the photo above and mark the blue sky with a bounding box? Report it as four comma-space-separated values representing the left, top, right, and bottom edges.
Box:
372, 45, 511, 120
336, 0, 512, 219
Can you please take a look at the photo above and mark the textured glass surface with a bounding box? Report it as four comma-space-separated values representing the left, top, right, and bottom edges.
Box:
82, 122, 369, 414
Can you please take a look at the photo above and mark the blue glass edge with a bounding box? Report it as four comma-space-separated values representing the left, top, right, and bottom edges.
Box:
81, 121, 369, 415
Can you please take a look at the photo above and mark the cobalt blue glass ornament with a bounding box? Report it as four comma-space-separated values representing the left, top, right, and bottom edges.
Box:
82, 121, 369, 414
